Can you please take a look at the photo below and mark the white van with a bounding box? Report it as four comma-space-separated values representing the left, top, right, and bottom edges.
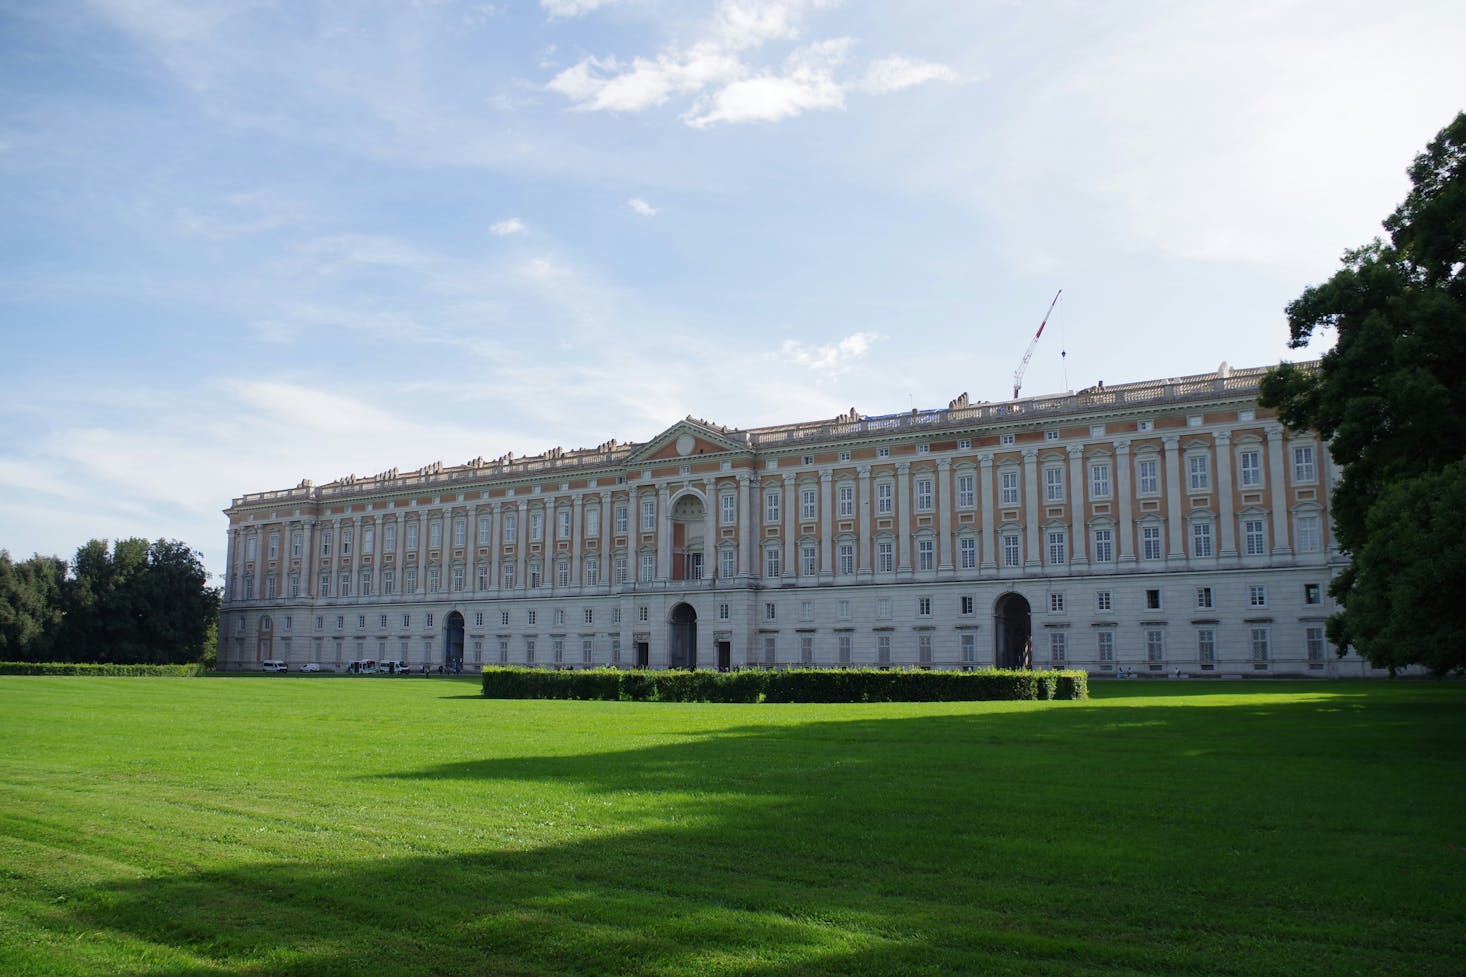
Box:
262, 660, 288, 672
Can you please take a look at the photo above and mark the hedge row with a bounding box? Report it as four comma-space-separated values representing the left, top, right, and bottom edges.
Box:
482, 667, 1088, 702
0, 661, 207, 677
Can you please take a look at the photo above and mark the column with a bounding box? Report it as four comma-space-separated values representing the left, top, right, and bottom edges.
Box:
656, 484, 671, 581
571, 494, 583, 589
936, 458, 953, 572
1067, 444, 1086, 568
1266, 425, 1292, 556
599, 489, 613, 586
1115, 441, 1134, 566
467, 508, 478, 593
978, 453, 995, 571
1022, 449, 1041, 568
482, 505, 497, 594
516, 499, 528, 591
737, 475, 752, 577
1216, 432, 1236, 558
701, 484, 715, 582
1164, 435, 1185, 564
857, 466, 872, 577
782, 472, 795, 579
224, 527, 239, 601
819, 470, 834, 582
896, 462, 911, 574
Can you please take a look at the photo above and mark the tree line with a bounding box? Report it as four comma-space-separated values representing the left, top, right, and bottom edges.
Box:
0, 539, 219, 664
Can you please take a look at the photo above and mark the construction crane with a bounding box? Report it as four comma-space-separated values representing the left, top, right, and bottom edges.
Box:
1012, 289, 1062, 399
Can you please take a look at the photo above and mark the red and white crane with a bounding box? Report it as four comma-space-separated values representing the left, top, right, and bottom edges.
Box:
1012, 289, 1062, 400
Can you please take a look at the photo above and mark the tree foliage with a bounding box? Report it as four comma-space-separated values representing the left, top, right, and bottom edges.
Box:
0, 539, 219, 664
1260, 112, 1466, 674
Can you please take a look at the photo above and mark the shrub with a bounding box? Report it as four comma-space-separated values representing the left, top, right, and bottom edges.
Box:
0, 661, 206, 677
481, 667, 1088, 702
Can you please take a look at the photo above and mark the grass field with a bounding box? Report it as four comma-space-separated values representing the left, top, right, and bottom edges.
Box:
1, 676, 1462, 976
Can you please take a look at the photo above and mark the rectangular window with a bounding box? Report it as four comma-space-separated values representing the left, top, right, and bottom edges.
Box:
339, 570, 351, 596
765, 490, 781, 523
359, 570, 371, 596
267, 533, 279, 560
427, 521, 441, 549
427, 566, 440, 593
1304, 582, 1322, 605
959, 537, 976, 570
1097, 630, 1114, 663
529, 512, 543, 542
478, 517, 491, 546
477, 565, 489, 591
764, 547, 781, 578
1096, 590, 1112, 611
800, 635, 814, 664
876, 481, 893, 515
1142, 525, 1163, 561
718, 602, 730, 620
1188, 454, 1211, 492
917, 539, 934, 571
1044, 466, 1064, 502
1048, 592, 1065, 613
640, 553, 655, 582
288, 573, 299, 598
453, 517, 466, 548
999, 470, 1020, 506
1145, 589, 1162, 610
1047, 530, 1067, 566
1049, 631, 1066, 664
582, 557, 598, 586
556, 560, 570, 587
499, 610, 510, 626
1239, 518, 1264, 556
877, 634, 891, 665
876, 541, 894, 573
840, 634, 853, 664
585, 506, 599, 538
500, 564, 514, 590
1196, 586, 1213, 609
1293, 444, 1317, 483
918, 633, 933, 665
1306, 625, 1326, 666
1146, 629, 1165, 664
1239, 449, 1262, 487
838, 542, 855, 576
1002, 533, 1020, 567
320, 529, 332, 556
382, 568, 395, 595
1192, 521, 1214, 558
502, 514, 516, 544
915, 477, 933, 512
614, 556, 627, 584
341, 529, 353, 556
1137, 457, 1159, 496
1198, 629, 1216, 669
1296, 514, 1322, 553
407, 522, 421, 550
957, 473, 975, 509
800, 487, 817, 520
290, 530, 302, 557
1250, 627, 1270, 667
719, 548, 735, 578
960, 595, 975, 615
1092, 528, 1113, 563
838, 599, 851, 620
558, 509, 571, 540
837, 483, 854, 518
800, 600, 814, 622
362, 526, 374, 553
764, 635, 777, 665
640, 498, 655, 531
721, 493, 737, 525
614, 505, 628, 535
877, 598, 892, 620
801, 544, 817, 577
918, 597, 932, 616
1090, 463, 1111, 500
553, 608, 565, 626
765, 602, 777, 621
1249, 584, 1268, 607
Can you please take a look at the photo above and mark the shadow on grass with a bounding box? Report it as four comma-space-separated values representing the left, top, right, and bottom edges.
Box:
53, 687, 1466, 977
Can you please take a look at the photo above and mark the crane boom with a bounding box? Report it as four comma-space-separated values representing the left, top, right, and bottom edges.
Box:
1013, 289, 1062, 399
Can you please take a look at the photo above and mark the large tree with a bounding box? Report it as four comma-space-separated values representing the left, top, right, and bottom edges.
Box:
0, 550, 67, 660
1260, 112, 1466, 674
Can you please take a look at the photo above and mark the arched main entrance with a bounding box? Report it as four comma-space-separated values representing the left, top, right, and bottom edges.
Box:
670, 493, 707, 581
669, 602, 698, 670
445, 611, 465, 672
994, 593, 1032, 669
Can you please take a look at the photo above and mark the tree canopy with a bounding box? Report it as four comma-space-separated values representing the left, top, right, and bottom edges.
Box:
1260, 112, 1466, 674
0, 539, 219, 664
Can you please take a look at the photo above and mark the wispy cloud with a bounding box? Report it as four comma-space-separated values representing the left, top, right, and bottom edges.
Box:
780, 331, 880, 378
490, 217, 527, 236
860, 56, 959, 94
626, 197, 658, 217
541, 0, 622, 18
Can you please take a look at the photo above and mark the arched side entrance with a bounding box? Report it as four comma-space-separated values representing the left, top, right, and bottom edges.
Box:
445, 611, 465, 672
993, 593, 1032, 669
669, 602, 697, 670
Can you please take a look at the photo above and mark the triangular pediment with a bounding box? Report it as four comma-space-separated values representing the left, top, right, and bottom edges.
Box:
627, 418, 746, 463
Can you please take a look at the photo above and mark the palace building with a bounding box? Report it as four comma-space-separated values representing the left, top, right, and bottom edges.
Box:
220, 361, 1377, 677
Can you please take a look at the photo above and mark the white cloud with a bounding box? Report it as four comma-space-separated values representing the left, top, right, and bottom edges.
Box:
548, 48, 742, 113
714, 0, 839, 49
685, 37, 848, 127
490, 217, 527, 236
860, 56, 958, 94
627, 197, 658, 217
779, 330, 880, 377
541, 0, 621, 18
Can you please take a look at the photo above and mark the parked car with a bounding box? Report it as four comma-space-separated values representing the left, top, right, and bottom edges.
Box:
301, 662, 322, 673
380, 659, 410, 674
346, 659, 379, 674
262, 660, 288, 672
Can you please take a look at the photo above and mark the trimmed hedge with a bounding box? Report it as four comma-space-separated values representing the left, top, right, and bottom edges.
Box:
0, 661, 208, 677
482, 667, 1088, 702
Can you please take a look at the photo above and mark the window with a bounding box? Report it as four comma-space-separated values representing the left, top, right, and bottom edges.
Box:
877, 447, 890, 458
1191, 521, 1214, 558
478, 517, 491, 546
840, 634, 854, 664
764, 635, 778, 665
876, 541, 894, 573
503, 513, 517, 543
1047, 530, 1067, 565
1096, 590, 1112, 611
1048, 592, 1065, 613
959, 537, 977, 570
316, 572, 328, 597
917, 633, 933, 664
501, 564, 514, 590
1145, 589, 1162, 610
838, 599, 851, 620
839, 450, 851, 462
1146, 629, 1165, 664
719, 548, 735, 578
640, 498, 655, 531
339, 570, 351, 596
957, 473, 975, 509
1090, 463, 1111, 500
553, 608, 566, 626
1293, 444, 1317, 483
526, 609, 536, 627
477, 565, 489, 591
499, 610, 510, 626
585, 506, 599, 538
288, 573, 299, 597
1239, 448, 1262, 487
877, 598, 892, 620
1137, 457, 1159, 496
764, 489, 781, 523
1306, 626, 1326, 667
1046, 430, 1060, 441
1198, 629, 1216, 669
1092, 527, 1114, 563
1304, 582, 1322, 605
1002, 533, 1020, 567
917, 539, 934, 571
1296, 514, 1322, 553
915, 477, 933, 512
428, 521, 441, 549
718, 602, 730, 620
801, 544, 817, 577
360, 569, 372, 596
917, 443, 930, 454
1248, 584, 1268, 607
363, 525, 376, 553
382, 568, 394, 595
837, 483, 854, 518
721, 493, 737, 525
452, 517, 466, 548
999, 470, 1020, 506
427, 566, 440, 593
558, 509, 571, 540
800, 635, 814, 664
958, 439, 971, 450
384, 523, 396, 552
1142, 525, 1163, 561
838, 542, 855, 576
764, 547, 781, 578
406, 522, 419, 550
1049, 631, 1066, 664
614, 504, 628, 535
640, 553, 655, 582
556, 559, 570, 587
1097, 630, 1115, 663
529, 511, 543, 542
613, 555, 627, 584
1187, 453, 1211, 492
800, 600, 814, 622
265, 573, 277, 598
800, 487, 817, 520
1196, 586, 1213, 609
1240, 518, 1264, 556
290, 530, 302, 557
320, 529, 332, 556
876, 481, 893, 515
267, 532, 279, 560
1044, 466, 1064, 502
1000, 434, 1015, 446
765, 602, 777, 621
918, 597, 932, 616
1250, 627, 1270, 667
877, 634, 891, 664
960, 595, 975, 615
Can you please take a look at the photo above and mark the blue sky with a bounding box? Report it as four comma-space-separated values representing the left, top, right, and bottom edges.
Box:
2, 0, 1463, 582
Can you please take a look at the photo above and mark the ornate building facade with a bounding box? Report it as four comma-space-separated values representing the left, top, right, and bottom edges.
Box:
220, 362, 1375, 676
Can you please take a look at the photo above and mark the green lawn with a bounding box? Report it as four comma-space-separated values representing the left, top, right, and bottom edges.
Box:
0, 676, 1461, 976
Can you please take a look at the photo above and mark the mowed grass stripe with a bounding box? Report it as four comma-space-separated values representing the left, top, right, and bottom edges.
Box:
0, 676, 1461, 976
